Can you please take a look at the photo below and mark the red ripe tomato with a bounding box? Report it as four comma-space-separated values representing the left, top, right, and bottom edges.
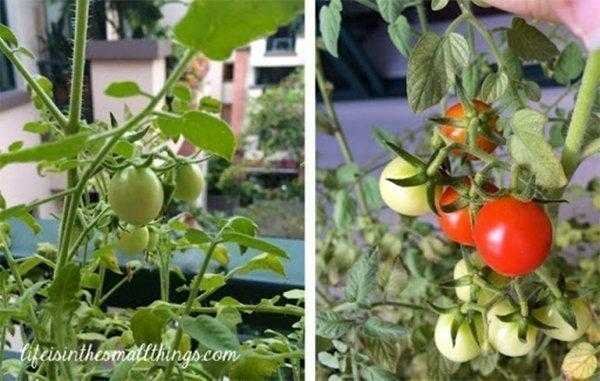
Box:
472, 197, 553, 276
437, 187, 475, 246
440, 100, 498, 154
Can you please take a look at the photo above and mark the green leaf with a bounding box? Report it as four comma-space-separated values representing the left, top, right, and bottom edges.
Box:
553, 42, 585, 85
81, 272, 101, 289
480, 71, 508, 103
93, 246, 122, 274
185, 228, 211, 244
228, 350, 282, 381
333, 190, 353, 228
0, 133, 89, 168
470, 351, 498, 376
172, 83, 192, 102
112, 140, 135, 159
180, 315, 240, 351
225, 216, 258, 236
18, 256, 48, 276
154, 115, 181, 139
387, 15, 412, 57
0, 206, 41, 234
376, 0, 403, 23
104, 81, 143, 98
318, 351, 339, 369
0, 24, 17, 47
47, 263, 81, 313
181, 111, 236, 161
442, 33, 470, 84
407, 32, 447, 112
363, 316, 408, 340
220, 232, 287, 258
174, 0, 303, 60
130, 308, 170, 345
317, 311, 353, 339
237, 253, 286, 277
509, 109, 567, 189
23, 122, 50, 134
199, 273, 226, 292
108, 361, 136, 381
319, 0, 342, 58
431, 0, 450, 10
199, 96, 222, 114
521, 80, 541, 102
362, 365, 398, 381
507, 18, 559, 62
345, 250, 378, 304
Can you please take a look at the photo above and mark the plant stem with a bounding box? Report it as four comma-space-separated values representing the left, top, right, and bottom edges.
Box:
316, 52, 371, 218
513, 281, 528, 316
93, 266, 106, 306
98, 270, 137, 306
416, 1, 429, 33
66, 206, 110, 261
163, 240, 218, 379
561, 50, 600, 179
352, 0, 378, 11
0, 40, 68, 128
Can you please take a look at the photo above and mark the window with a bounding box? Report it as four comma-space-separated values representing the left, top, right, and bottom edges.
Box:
0, 0, 15, 92
223, 63, 234, 81
266, 26, 296, 53
255, 67, 296, 85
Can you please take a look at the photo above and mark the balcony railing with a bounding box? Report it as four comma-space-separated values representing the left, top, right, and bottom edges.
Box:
266, 37, 296, 54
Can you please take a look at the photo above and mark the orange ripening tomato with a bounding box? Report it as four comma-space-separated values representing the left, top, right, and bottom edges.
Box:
437, 186, 475, 246
440, 100, 498, 154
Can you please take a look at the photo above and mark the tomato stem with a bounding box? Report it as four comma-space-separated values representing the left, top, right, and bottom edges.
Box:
513, 281, 528, 317
561, 50, 600, 179
535, 267, 562, 298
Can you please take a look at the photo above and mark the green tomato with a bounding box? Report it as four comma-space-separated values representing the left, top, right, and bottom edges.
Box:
487, 301, 537, 357
434, 312, 482, 363
117, 226, 149, 255
454, 257, 508, 304
454, 259, 475, 302
173, 164, 204, 203
532, 299, 592, 341
108, 166, 164, 226
379, 158, 437, 216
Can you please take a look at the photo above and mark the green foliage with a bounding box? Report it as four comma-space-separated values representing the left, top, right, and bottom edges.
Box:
246, 68, 304, 162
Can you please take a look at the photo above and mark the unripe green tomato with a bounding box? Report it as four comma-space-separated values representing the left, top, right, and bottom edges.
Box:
434, 312, 482, 363
117, 226, 149, 255
108, 166, 164, 226
173, 164, 204, 203
379, 158, 438, 216
487, 301, 537, 357
532, 299, 592, 341
454, 259, 475, 302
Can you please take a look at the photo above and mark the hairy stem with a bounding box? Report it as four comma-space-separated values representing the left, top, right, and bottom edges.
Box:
163, 241, 218, 379
0, 39, 68, 127
561, 50, 600, 179
316, 52, 372, 218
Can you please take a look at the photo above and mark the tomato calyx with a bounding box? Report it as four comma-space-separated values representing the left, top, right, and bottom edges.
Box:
494, 303, 556, 342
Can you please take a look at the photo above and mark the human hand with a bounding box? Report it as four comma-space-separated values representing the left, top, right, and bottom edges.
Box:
484, 0, 600, 51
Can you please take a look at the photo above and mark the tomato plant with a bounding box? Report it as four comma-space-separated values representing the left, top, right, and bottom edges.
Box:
318, 0, 600, 379
0, 1, 304, 380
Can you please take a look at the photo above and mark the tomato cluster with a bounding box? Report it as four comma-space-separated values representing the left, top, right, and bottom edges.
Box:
109, 163, 204, 255
378, 100, 592, 362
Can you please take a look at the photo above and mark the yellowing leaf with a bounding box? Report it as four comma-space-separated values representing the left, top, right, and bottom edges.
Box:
562, 342, 598, 380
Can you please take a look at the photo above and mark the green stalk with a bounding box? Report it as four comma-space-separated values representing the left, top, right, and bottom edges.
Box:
416, 1, 429, 33
59, 0, 90, 256
513, 281, 528, 316
97, 270, 138, 306
0, 39, 68, 128
316, 53, 371, 218
535, 267, 562, 298
163, 241, 218, 379
55, 49, 196, 274
561, 50, 600, 179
